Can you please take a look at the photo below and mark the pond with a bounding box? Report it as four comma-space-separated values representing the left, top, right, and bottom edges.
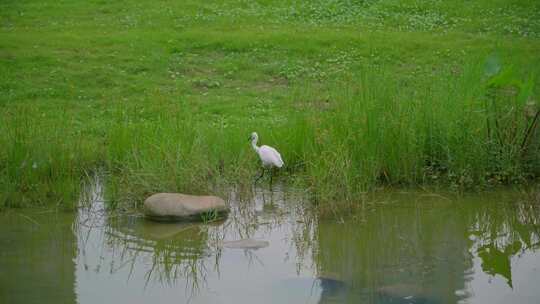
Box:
1, 184, 540, 304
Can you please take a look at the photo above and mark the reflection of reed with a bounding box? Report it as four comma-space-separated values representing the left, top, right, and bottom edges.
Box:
216, 183, 318, 271
76, 176, 540, 303
76, 176, 216, 295
470, 191, 540, 288
76, 178, 319, 299
106, 217, 212, 289
313, 189, 540, 303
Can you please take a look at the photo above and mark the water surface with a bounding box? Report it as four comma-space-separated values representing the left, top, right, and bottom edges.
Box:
1, 186, 539, 304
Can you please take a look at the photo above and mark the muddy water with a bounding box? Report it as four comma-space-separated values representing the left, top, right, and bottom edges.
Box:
1, 186, 539, 304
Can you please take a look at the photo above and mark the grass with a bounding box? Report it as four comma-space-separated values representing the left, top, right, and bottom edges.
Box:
1, 0, 540, 209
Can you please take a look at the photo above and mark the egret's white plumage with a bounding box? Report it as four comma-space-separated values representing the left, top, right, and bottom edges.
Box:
250, 132, 284, 169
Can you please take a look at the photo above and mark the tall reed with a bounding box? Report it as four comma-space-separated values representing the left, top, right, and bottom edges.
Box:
290, 61, 538, 203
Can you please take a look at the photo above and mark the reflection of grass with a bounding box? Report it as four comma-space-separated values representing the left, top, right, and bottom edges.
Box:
76, 184, 318, 298
471, 190, 540, 287
209, 185, 318, 274
92, 214, 216, 291
313, 190, 540, 302
102, 221, 215, 297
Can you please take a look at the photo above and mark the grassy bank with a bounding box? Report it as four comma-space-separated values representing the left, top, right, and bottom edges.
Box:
1, 0, 540, 209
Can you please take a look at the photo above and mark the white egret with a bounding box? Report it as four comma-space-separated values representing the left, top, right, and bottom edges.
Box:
249, 132, 284, 183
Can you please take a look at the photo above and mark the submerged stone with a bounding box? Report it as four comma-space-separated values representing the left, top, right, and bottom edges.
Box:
377, 284, 434, 303
143, 193, 228, 222
220, 238, 269, 249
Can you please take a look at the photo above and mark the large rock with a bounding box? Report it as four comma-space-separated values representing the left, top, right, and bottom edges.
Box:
144, 193, 228, 222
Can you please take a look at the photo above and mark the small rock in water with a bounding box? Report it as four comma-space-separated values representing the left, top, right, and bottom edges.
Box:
378, 284, 432, 303
221, 238, 269, 249
144, 193, 228, 222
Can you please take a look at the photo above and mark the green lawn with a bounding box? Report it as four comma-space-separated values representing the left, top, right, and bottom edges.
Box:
1, 0, 540, 209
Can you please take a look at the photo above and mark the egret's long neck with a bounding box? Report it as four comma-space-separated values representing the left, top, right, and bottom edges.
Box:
251, 138, 259, 152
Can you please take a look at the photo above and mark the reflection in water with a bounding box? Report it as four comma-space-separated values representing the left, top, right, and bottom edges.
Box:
316, 194, 471, 303
1, 183, 540, 304
0, 210, 76, 304
314, 190, 540, 304
470, 197, 540, 289
77, 180, 216, 298
75, 182, 318, 303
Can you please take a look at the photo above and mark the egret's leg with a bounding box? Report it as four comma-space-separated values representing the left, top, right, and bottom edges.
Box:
269, 168, 274, 190
254, 168, 265, 183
